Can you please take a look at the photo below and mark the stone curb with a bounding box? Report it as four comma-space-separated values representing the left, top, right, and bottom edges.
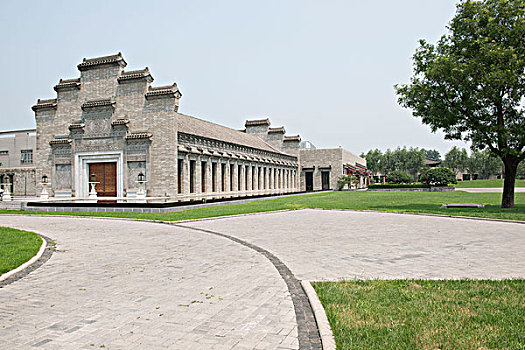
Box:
0, 209, 298, 226
174, 223, 322, 349
0, 234, 46, 282
301, 281, 336, 350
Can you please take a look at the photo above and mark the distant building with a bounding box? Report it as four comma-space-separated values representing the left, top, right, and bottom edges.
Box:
425, 158, 441, 168
0, 129, 36, 195
300, 140, 316, 150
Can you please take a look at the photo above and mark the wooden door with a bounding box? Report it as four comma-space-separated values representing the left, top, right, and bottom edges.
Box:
89, 162, 117, 197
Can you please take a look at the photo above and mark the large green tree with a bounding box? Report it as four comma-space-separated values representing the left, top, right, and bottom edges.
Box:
361, 149, 383, 174
424, 149, 442, 162
396, 0, 525, 208
443, 146, 470, 174
469, 149, 503, 178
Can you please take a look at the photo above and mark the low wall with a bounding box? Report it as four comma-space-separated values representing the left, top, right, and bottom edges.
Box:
0, 167, 36, 196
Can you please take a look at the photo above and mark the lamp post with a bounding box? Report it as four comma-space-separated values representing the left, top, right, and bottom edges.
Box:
136, 172, 147, 199
88, 173, 99, 199
40, 174, 50, 200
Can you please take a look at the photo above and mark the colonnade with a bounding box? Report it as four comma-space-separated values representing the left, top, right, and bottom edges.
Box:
176, 152, 298, 201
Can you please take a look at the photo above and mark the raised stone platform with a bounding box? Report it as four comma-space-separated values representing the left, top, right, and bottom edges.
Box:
441, 203, 485, 209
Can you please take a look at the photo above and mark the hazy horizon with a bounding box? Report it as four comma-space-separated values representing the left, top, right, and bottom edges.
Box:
0, 0, 470, 156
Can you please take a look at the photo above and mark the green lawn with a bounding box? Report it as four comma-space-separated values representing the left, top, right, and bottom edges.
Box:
313, 280, 524, 350
1, 190, 524, 222
0, 227, 42, 275
455, 178, 525, 188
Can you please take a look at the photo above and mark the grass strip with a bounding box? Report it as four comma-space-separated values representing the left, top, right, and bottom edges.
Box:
0, 191, 524, 222
454, 178, 525, 188
0, 227, 42, 275
313, 280, 524, 350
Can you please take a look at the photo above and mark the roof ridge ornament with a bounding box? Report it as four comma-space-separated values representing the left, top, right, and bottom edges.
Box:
145, 83, 182, 100
118, 67, 153, 83
77, 52, 127, 71
268, 126, 286, 134
54, 78, 81, 91
245, 118, 270, 127
283, 135, 301, 142
125, 132, 152, 140
81, 98, 116, 110
32, 98, 57, 111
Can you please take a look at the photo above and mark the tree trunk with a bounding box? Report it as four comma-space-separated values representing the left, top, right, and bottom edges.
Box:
501, 158, 518, 208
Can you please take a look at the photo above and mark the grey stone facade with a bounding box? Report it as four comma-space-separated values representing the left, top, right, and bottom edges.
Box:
244, 119, 367, 191
298, 148, 368, 191
4, 52, 366, 199
31, 53, 299, 200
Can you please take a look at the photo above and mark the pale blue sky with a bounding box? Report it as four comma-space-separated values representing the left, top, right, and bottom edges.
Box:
0, 0, 469, 156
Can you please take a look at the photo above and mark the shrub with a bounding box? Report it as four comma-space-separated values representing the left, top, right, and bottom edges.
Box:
386, 170, 413, 184
419, 167, 457, 186
337, 175, 358, 190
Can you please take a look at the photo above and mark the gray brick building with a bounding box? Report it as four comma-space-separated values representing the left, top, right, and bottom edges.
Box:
0, 129, 36, 195
4, 53, 366, 200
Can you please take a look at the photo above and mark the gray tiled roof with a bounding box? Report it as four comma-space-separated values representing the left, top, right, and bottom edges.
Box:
78, 53, 127, 70
81, 99, 116, 110
245, 118, 270, 127
176, 113, 283, 154
268, 127, 286, 134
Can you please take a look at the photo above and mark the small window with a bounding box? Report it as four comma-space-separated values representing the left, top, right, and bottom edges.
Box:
21, 150, 33, 164
0, 150, 8, 155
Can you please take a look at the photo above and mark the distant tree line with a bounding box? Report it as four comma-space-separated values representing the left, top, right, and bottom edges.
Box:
360, 147, 426, 181
442, 147, 502, 179
362, 146, 525, 181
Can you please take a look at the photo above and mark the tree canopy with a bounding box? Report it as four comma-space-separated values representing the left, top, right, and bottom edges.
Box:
443, 146, 470, 173
362, 147, 425, 180
425, 149, 442, 162
396, 0, 525, 208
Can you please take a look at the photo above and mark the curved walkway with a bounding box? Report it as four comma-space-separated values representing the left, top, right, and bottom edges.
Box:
1, 210, 524, 349
0, 216, 299, 350
181, 209, 525, 281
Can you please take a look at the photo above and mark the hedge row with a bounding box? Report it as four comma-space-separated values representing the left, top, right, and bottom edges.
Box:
368, 184, 431, 189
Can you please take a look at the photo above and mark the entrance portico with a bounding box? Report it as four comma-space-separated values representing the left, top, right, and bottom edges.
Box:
74, 151, 124, 198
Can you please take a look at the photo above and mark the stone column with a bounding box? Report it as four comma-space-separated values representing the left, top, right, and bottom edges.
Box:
232, 160, 238, 193
217, 160, 222, 193
240, 162, 245, 193
246, 163, 252, 193
225, 159, 230, 193
183, 154, 190, 197
253, 165, 259, 193
196, 155, 202, 196
206, 160, 213, 194
263, 166, 268, 193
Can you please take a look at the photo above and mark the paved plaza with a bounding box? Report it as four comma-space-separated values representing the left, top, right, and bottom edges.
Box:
0, 216, 298, 350
182, 209, 525, 281
1, 210, 524, 349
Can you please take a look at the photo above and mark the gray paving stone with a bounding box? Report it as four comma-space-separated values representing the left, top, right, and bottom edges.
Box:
183, 209, 525, 280
0, 216, 298, 349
